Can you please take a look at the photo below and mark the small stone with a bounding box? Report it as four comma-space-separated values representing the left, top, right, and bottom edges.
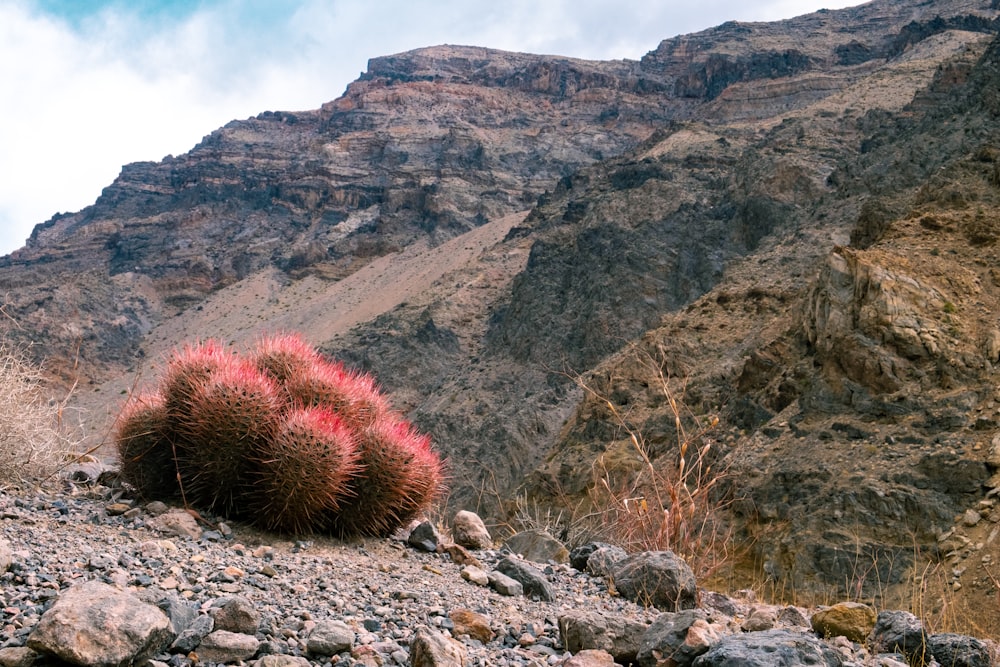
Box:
145, 500, 169, 515
451, 511, 492, 549
444, 543, 481, 567
260, 565, 278, 578
741, 608, 776, 632
461, 565, 490, 586
487, 570, 524, 596
106, 502, 132, 515
0, 539, 11, 572
171, 614, 214, 653
410, 627, 466, 667
963, 509, 982, 527
148, 510, 203, 540
449, 609, 494, 644
197, 630, 261, 664
214, 596, 261, 635
408, 521, 442, 552
256, 655, 312, 667
558, 649, 615, 667
307, 620, 355, 656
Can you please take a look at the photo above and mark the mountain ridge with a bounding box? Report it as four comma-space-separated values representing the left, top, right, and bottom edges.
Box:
4, 0, 1000, 628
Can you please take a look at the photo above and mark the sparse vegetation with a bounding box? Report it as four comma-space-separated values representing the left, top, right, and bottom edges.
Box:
0, 339, 71, 484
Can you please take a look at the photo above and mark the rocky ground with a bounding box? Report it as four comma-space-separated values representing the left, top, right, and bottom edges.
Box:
0, 470, 997, 667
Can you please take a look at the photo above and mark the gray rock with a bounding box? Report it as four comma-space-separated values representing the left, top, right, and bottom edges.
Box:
927, 632, 993, 667
306, 620, 355, 656
171, 614, 214, 653
197, 630, 260, 664
496, 557, 556, 601
692, 629, 842, 666
777, 606, 811, 628
213, 595, 261, 634
585, 544, 627, 577
699, 591, 740, 618
636, 610, 713, 667
503, 529, 569, 564
868, 610, 927, 660
157, 593, 198, 636
569, 542, 609, 571
559, 609, 648, 664
451, 510, 492, 549
27, 580, 173, 666
487, 570, 524, 596
741, 608, 776, 633
610, 551, 697, 611
410, 627, 467, 667
408, 521, 442, 552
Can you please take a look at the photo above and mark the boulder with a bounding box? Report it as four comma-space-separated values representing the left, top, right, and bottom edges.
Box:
307, 620, 355, 656
451, 511, 492, 549
927, 633, 994, 667
559, 609, 648, 665
496, 557, 556, 601
27, 580, 173, 666
611, 551, 697, 611
636, 610, 715, 667
868, 610, 927, 660
410, 627, 467, 667
449, 609, 494, 644
196, 630, 260, 664
811, 602, 876, 643
586, 544, 628, 576
171, 614, 214, 653
213, 595, 262, 634
691, 629, 842, 666
503, 529, 569, 564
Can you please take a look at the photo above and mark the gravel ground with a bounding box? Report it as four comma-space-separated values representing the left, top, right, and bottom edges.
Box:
0, 477, 660, 666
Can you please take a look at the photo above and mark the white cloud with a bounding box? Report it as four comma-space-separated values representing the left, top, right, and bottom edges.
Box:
0, 0, 862, 256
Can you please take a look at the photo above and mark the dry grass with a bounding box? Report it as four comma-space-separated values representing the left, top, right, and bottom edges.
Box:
0, 339, 72, 484
572, 356, 741, 581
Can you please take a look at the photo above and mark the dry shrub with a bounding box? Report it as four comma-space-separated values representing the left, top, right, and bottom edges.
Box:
0, 339, 70, 483
573, 351, 741, 581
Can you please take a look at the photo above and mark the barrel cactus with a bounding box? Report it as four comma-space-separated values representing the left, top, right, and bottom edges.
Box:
112, 333, 444, 536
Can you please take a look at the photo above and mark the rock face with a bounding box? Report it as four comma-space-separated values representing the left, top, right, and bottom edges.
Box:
4, 0, 1000, 631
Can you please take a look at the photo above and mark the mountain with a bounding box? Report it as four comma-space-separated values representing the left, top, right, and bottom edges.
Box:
3, 0, 1000, 626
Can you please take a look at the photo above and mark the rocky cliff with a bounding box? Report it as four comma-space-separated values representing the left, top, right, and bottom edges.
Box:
3, 0, 1000, 630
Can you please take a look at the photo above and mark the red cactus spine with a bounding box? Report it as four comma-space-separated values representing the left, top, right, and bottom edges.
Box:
251, 332, 322, 388
328, 413, 444, 537
114, 392, 180, 501
174, 356, 285, 518
284, 358, 389, 430
250, 407, 360, 534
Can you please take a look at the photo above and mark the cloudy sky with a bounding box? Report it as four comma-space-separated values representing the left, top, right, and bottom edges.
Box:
0, 0, 862, 256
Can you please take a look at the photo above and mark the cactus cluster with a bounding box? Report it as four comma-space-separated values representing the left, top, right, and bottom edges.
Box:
113, 334, 443, 536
